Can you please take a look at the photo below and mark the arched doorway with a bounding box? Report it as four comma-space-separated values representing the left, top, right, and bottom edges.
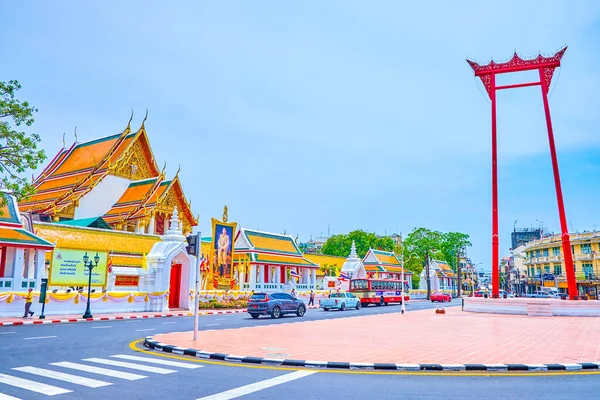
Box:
168, 251, 193, 310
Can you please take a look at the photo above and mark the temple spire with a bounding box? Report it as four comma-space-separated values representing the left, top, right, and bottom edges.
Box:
348, 240, 359, 260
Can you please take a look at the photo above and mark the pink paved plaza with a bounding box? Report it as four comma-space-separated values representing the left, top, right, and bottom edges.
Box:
154, 307, 600, 364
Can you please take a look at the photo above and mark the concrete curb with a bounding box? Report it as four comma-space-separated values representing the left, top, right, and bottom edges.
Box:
0, 306, 322, 328
143, 336, 600, 372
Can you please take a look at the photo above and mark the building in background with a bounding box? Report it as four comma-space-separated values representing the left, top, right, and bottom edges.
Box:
511, 227, 543, 250
522, 230, 600, 298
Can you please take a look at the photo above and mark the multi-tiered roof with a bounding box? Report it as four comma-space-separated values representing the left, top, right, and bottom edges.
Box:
19, 117, 197, 234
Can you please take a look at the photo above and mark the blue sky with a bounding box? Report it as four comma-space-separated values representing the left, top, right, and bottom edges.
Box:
3, 1, 600, 270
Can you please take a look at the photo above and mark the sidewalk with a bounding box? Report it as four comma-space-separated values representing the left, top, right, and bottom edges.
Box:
150, 307, 600, 366
0, 305, 322, 327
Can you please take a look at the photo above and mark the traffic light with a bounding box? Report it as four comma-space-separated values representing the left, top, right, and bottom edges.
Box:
186, 234, 199, 256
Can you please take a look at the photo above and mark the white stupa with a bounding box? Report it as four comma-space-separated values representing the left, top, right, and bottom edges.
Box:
340, 241, 366, 279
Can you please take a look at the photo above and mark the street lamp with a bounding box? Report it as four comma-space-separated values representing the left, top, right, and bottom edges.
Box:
82, 252, 100, 319
400, 253, 418, 314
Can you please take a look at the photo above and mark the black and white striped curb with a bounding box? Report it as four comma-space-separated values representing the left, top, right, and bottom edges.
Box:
143, 337, 600, 372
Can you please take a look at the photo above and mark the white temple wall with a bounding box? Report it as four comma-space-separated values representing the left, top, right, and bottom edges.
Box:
74, 175, 131, 220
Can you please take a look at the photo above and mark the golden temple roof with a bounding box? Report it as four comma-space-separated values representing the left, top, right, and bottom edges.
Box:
19, 118, 197, 228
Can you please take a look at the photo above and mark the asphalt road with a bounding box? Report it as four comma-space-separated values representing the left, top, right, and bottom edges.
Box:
1, 299, 598, 400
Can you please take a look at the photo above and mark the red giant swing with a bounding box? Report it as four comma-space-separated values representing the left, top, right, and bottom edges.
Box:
467, 47, 578, 299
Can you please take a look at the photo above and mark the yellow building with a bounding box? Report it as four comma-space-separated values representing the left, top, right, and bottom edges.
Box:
523, 231, 600, 297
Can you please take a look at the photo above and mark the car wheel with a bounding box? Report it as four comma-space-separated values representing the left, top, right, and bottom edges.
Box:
297, 305, 306, 317
356, 302, 361, 310
323, 308, 329, 311
250, 314, 259, 319
340, 302, 346, 311
271, 306, 281, 319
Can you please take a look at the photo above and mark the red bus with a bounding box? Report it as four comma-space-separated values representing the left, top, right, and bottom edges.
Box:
349, 278, 410, 306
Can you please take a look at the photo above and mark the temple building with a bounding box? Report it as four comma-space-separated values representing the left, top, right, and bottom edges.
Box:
234, 228, 318, 291
363, 248, 412, 285
19, 116, 197, 235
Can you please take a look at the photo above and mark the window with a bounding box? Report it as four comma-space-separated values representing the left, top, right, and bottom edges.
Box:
552, 247, 560, 256
582, 263, 593, 279
535, 250, 541, 257
554, 265, 562, 276
581, 244, 592, 254
544, 265, 550, 274
542, 249, 549, 257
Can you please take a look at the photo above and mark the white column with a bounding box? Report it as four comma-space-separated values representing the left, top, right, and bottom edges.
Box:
311, 269, 316, 285
148, 215, 156, 234
249, 264, 257, 289
258, 265, 264, 285
12, 248, 25, 291
274, 267, 280, 286
26, 249, 35, 279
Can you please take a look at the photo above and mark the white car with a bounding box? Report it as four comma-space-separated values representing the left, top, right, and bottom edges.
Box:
319, 292, 361, 311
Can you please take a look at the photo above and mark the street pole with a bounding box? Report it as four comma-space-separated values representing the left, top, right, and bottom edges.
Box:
426, 250, 431, 301
400, 252, 406, 314
193, 231, 201, 341
456, 249, 462, 298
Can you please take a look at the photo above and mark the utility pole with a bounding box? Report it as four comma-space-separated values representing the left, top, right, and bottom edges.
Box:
425, 250, 431, 300
456, 249, 462, 298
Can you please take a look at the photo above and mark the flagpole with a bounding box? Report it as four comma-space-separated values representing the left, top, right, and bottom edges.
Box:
193, 231, 201, 341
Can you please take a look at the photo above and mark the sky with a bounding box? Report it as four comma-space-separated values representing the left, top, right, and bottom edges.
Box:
3, 1, 600, 270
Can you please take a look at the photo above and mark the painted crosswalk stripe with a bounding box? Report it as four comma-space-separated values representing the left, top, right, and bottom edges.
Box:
0, 392, 21, 400
23, 336, 56, 340
0, 372, 71, 396
13, 366, 112, 388
110, 354, 202, 369
82, 358, 176, 374
196, 370, 317, 400
50, 361, 146, 381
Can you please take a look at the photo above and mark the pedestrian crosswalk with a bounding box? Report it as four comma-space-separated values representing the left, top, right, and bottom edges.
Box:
0, 354, 202, 399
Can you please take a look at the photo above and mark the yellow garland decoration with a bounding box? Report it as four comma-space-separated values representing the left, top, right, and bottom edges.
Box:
6, 293, 13, 304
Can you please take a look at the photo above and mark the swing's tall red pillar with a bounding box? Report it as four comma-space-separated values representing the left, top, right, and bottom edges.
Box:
467, 47, 578, 300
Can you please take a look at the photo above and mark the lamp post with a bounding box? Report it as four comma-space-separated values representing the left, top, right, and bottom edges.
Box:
82, 252, 100, 319
400, 253, 418, 314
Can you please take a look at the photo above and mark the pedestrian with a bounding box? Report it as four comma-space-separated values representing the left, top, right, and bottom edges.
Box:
291, 288, 296, 298
308, 290, 315, 306
23, 288, 34, 318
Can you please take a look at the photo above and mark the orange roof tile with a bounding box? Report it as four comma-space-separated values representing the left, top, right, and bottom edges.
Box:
53, 135, 121, 175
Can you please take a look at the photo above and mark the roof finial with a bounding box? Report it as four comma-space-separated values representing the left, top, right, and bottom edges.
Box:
175, 164, 181, 178
160, 161, 166, 177
74, 126, 78, 143
223, 205, 228, 222
126, 109, 134, 130
62, 133, 66, 148
141, 108, 148, 129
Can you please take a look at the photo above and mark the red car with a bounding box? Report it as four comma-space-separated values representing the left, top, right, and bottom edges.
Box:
430, 292, 452, 302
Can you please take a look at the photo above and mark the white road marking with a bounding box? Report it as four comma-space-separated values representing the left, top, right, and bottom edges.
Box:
13, 366, 112, 388
23, 336, 56, 340
111, 354, 202, 369
51, 361, 146, 380
82, 358, 176, 374
0, 391, 21, 400
196, 370, 317, 400
0, 332, 16, 335
162, 322, 178, 325
91, 326, 112, 329
206, 323, 220, 326
0, 372, 71, 396
215, 318, 227, 321
135, 328, 155, 332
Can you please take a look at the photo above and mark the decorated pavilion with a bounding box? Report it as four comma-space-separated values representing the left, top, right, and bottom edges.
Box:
363, 248, 412, 286
19, 116, 197, 235
233, 228, 318, 291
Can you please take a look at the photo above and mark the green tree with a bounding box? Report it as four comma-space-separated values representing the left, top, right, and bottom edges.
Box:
402, 228, 444, 288
440, 232, 472, 272
0, 80, 46, 201
321, 229, 394, 258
